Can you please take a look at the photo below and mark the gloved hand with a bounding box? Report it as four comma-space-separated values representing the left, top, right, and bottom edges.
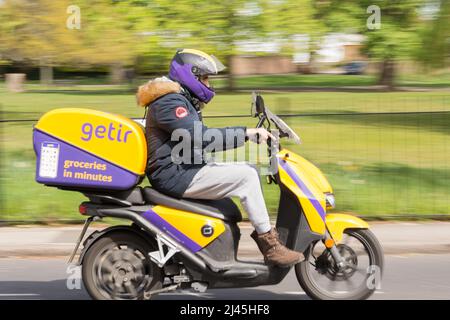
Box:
246, 128, 276, 144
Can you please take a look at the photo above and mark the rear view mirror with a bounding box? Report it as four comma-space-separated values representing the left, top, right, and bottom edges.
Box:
256, 95, 265, 114
251, 92, 266, 117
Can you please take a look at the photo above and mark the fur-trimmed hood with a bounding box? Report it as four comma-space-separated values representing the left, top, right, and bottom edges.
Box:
136, 76, 181, 107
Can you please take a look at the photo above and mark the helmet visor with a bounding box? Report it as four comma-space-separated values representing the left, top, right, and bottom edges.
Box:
190, 54, 226, 75
210, 55, 226, 74
176, 49, 227, 75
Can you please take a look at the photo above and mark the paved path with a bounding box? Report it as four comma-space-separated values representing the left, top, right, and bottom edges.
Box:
1, 221, 450, 258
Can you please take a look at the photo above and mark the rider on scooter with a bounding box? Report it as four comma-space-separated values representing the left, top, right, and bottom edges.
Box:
137, 49, 304, 267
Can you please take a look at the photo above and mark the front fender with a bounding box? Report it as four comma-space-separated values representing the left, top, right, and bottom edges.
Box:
326, 213, 369, 243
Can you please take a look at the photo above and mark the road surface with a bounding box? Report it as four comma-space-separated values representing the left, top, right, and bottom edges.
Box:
0, 253, 449, 300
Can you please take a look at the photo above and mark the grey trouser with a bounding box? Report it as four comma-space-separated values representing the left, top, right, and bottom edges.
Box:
183, 163, 272, 234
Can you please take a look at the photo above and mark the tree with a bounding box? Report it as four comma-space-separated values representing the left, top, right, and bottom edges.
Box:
0, 0, 158, 84
260, 0, 324, 73
73, 0, 159, 83
146, 0, 258, 90
0, 0, 82, 84
0, 0, 329, 86
146, 0, 320, 90
314, 0, 426, 89
417, 0, 450, 70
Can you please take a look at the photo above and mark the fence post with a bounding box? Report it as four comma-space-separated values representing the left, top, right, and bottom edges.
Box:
5, 73, 26, 93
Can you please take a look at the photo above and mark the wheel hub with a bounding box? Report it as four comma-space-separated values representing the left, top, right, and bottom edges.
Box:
315, 244, 358, 281
95, 247, 149, 299
112, 265, 133, 283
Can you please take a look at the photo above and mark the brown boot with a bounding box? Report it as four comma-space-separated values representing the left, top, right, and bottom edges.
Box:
251, 228, 305, 267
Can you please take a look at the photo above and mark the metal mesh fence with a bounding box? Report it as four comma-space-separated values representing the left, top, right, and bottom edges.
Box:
1, 94, 449, 222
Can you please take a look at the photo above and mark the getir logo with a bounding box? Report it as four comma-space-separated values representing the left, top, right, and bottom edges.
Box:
81, 122, 132, 143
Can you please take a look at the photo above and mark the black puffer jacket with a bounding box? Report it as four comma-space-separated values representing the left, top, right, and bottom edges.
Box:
144, 81, 246, 198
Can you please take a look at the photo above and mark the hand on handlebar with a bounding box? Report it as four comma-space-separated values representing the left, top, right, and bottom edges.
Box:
246, 128, 276, 144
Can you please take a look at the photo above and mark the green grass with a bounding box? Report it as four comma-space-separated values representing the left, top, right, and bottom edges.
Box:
1, 84, 449, 222
211, 73, 450, 89
207, 112, 450, 216
2, 83, 449, 121
12, 71, 450, 91
215, 74, 376, 88
397, 72, 450, 88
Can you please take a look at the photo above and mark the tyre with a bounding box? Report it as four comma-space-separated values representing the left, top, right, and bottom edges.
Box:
82, 229, 163, 300
295, 229, 384, 300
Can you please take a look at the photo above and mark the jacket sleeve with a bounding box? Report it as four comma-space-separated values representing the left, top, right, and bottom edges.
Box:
153, 98, 246, 151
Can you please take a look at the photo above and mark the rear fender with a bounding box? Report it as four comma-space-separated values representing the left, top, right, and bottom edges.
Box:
76, 225, 152, 265
326, 214, 369, 243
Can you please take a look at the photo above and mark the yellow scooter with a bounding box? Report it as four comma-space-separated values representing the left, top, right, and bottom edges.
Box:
34, 93, 384, 300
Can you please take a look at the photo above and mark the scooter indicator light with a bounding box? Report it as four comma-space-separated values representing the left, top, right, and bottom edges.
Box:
325, 239, 335, 249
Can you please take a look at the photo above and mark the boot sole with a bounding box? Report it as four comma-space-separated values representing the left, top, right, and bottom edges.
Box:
265, 256, 305, 268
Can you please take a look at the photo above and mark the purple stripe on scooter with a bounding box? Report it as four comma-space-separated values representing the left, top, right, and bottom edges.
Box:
279, 159, 326, 221
141, 209, 202, 252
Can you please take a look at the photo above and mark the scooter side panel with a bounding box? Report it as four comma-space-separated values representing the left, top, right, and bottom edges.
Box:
142, 206, 226, 252
277, 158, 327, 235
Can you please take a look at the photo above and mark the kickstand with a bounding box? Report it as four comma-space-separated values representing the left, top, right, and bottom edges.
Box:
141, 283, 180, 300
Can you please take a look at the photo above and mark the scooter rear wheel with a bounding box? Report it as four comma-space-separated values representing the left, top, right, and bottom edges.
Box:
295, 229, 384, 300
82, 230, 163, 300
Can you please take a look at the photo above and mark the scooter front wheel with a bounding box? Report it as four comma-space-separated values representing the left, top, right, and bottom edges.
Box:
295, 229, 384, 300
82, 230, 163, 300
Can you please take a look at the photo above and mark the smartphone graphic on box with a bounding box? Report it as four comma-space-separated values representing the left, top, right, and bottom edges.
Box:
39, 142, 60, 178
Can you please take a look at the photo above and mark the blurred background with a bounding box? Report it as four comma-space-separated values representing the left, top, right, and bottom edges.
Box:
0, 0, 449, 223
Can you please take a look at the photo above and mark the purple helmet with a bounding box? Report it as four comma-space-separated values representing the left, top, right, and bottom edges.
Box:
169, 49, 226, 103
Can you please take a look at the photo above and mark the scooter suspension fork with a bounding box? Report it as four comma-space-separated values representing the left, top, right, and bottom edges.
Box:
324, 231, 346, 268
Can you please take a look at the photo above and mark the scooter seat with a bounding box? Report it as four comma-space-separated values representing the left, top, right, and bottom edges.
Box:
143, 187, 242, 223
82, 186, 146, 206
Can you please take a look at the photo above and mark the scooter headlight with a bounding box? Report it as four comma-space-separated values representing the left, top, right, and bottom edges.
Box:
325, 193, 336, 209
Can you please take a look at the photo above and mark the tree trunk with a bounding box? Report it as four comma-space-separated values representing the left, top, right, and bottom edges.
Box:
378, 59, 395, 89
305, 49, 316, 74
227, 55, 236, 92
109, 63, 125, 84
40, 65, 53, 85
